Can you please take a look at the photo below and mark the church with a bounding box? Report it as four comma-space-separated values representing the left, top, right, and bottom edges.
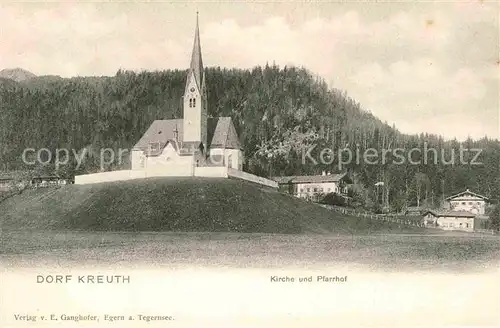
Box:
75, 15, 276, 188
131, 14, 244, 175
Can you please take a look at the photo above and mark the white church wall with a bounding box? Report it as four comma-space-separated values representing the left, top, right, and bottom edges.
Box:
75, 170, 147, 185
194, 166, 228, 177
146, 163, 193, 177
209, 148, 243, 170
131, 150, 144, 170
227, 168, 278, 189
229, 149, 243, 170
209, 148, 224, 156
143, 143, 194, 176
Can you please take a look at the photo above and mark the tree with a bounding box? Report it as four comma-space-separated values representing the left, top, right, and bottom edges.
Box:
487, 205, 500, 231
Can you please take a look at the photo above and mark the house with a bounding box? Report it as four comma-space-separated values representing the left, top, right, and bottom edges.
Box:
0, 171, 72, 191
130, 14, 243, 174
30, 176, 73, 188
0, 177, 13, 192
422, 210, 484, 232
273, 172, 352, 200
445, 189, 488, 215
422, 189, 490, 232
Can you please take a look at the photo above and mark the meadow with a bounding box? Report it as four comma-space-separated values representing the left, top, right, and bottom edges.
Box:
1, 178, 499, 274
2, 230, 499, 273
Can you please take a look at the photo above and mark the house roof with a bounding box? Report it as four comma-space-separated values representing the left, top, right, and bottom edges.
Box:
424, 210, 476, 218
445, 189, 489, 201
133, 117, 242, 156
273, 173, 351, 184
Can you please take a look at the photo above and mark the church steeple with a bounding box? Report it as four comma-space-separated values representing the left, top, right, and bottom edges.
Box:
183, 13, 208, 150
189, 12, 204, 89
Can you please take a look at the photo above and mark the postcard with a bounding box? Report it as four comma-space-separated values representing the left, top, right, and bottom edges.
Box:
0, 1, 499, 327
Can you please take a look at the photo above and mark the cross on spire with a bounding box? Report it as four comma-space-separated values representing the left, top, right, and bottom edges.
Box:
173, 124, 179, 142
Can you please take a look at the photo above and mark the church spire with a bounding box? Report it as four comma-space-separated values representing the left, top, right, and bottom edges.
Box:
189, 12, 204, 89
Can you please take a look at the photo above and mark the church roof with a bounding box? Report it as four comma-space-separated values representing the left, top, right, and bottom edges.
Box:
132, 117, 242, 155
208, 117, 242, 150
132, 119, 183, 153
188, 13, 204, 90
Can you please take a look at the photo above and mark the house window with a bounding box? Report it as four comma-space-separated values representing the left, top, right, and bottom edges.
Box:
319, 188, 323, 192
306, 188, 310, 192
313, 188, 317, 192
465, 223, 469, 228
300, 189, 304, 193
468, 202, 472, 205
461, 202, 465, 205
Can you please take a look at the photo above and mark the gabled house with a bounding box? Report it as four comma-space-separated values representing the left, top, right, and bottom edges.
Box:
422, 210, 482, 232
422, 189, 490, 232
445, 189, 489, 215
273, 172, 352, 200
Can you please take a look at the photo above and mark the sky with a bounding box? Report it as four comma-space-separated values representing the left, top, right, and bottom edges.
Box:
0, 1, 498, 141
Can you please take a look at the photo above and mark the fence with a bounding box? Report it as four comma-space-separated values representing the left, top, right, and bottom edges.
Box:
318, 204, 425, 228
319, 204, 499, 233
474, 229, 499, 235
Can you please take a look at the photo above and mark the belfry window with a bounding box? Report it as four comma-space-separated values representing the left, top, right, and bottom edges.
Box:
192, 98, 196, 107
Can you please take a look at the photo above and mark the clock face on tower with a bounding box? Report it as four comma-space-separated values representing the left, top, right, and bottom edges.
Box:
190, 87, 195, 92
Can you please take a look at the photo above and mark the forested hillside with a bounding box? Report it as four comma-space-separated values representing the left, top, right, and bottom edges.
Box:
0, 65, 499, 212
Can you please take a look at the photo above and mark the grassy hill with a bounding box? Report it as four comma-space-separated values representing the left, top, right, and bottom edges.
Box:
0, 177, 419, 234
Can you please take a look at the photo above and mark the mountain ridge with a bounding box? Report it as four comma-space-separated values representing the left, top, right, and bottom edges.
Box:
0, 68, 37, 82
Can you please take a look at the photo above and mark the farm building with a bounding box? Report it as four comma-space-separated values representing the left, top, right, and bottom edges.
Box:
422, 210, 488, 232
422, 189, 491, 232
0, 171, 72, 191
273, 172, 352, 201
445, 189, 488, 215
